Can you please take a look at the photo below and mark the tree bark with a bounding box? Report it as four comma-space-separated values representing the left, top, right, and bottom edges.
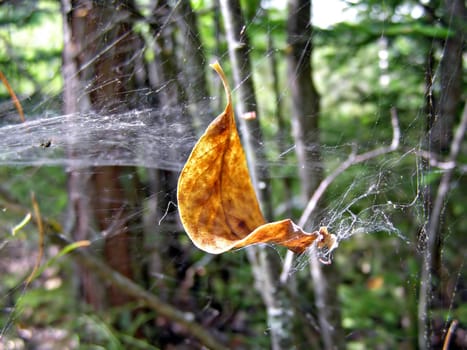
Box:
428, 0, 464, 154
61, 0, 103, 308
419, 0, 465, 348
61, 0, 143, 311
286, 0, 344, 349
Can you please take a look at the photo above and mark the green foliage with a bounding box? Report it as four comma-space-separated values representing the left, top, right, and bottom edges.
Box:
0, 0, 62, 112
0, 167, 67, 216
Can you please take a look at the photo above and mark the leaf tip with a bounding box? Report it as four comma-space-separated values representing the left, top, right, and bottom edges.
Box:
210, 61, 231, 102
209, 60, 221, 71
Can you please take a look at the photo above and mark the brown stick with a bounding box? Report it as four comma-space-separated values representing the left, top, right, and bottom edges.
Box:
442, 319, 458, 350
0, 70, 25, 122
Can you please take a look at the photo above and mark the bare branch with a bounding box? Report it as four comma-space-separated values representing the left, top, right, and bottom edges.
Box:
413, 149, 460, 170
442, 319, 459, 350
281, 108, 401, 283
300, 107, 400, 228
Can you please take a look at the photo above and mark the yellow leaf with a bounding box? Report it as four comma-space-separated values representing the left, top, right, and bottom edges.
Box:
366, 276, 384, 290
177, 62, 337, 258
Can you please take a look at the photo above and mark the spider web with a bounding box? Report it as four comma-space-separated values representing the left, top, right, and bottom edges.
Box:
0, 109, 197, 170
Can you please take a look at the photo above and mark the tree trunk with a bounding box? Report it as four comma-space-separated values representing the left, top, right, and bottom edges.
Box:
267, 30, 294, 218
418, 0, 465, 348
219, 1, 297, 349
61, 0, 142, 311
428, 0, 464, 154
146, 0, 210, 330
61, 0, 103, 308
286, 0, 321, 200
219, 0, 272, 216
286, 0, 344, 348
175, 0, 212, 130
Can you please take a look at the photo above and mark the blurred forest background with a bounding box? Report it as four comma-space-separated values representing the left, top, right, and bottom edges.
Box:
0, 0, 465, 349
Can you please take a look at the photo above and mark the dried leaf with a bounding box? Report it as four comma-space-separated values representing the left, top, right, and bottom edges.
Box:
177, 62, 338, 258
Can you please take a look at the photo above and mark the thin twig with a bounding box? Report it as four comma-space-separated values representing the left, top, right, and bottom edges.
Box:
0, 70, 25, 122
11, 212, 32, 236
442, 319, 458, 350
300, 107, 400, 227
412, 149, 460, 170
281, 108, 401, 283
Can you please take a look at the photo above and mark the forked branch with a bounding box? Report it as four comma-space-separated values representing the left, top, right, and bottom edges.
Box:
299, 107, 400, 228
281, 107, 401, 282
